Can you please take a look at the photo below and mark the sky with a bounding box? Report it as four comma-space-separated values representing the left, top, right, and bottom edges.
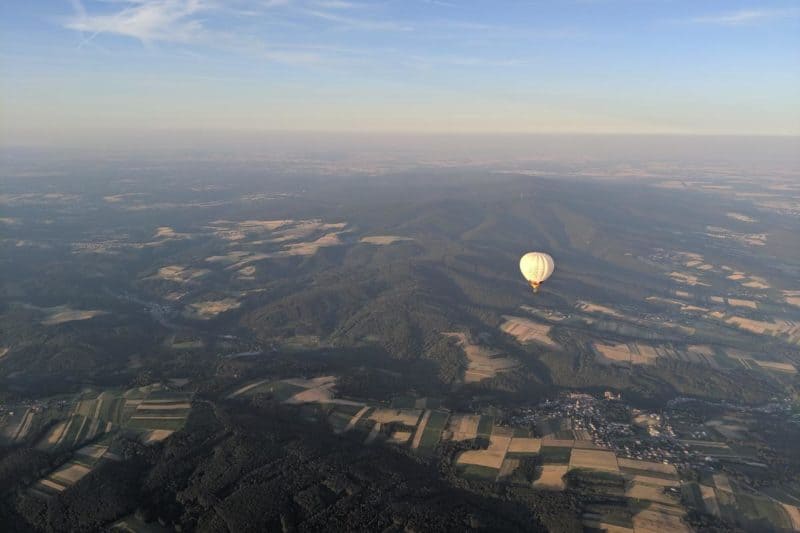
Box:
1, 0, 799, 144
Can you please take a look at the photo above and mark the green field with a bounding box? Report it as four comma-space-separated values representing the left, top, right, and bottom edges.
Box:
458, 463, 499, 481
618, 466, 679, 481
417, 410, 449, 452
539, 446, 572, 464
125, 417, 187, 431
681, 483, 704, 509
512, 427, 534, 437
390, 396, 416, 408
476, 416, 494, 440
732, 493, 794, 530
328, 408, 356, 433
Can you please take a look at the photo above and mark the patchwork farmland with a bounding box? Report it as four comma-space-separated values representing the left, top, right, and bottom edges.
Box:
226, 375, 713, 531
35, 385, 193, 453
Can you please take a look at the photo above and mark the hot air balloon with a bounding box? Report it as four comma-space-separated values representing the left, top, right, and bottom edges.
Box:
519, 252, 554, 293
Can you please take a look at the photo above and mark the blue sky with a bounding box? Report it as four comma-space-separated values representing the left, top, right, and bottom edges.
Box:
1, 0, 799, 141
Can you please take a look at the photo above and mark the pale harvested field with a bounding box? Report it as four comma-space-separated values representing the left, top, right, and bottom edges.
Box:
724, 315, 796, 336
343, 406, 371, 433
594, 342, 632, 364
52, 462, 92, 484
152, 265, 209, 283
699, 484, 720, 516
0, 347, 8, 359
283, 376, 363, 406
627, 475, 679, 488
741, 276, 770, 289
595, 342, 657, 366
541, 438, 574, 447
728, 298, 757, 309
492, 425, 514, 438
76, 444, 108, 459
368, 409, 422, 426
675, 290, 690, 298
153, 226, 192, 239
237, 265, 256, 278
458, 434, 512, 469
655, 180, 686, 189
131, 415, 186, 420
411, 410, 432, 449
533, 465, 568, 490
684, 304, 709, 313
498, 458, 520, 479
683, 345, 720, 367
443, 332, 518, 383
578, 301, 625, 318
668, 271, 708, 286
569, 448, 619, 473
713, 473, 733, 493
754, 360, 797, 374
286, 386, 335, 404
284, 376, 337, 388
447, 414, 480, 441
185, 298, 240, 319
360, 236, 413, 245
632, 507, 690, 533
499, 316, 558, 348
205, 251, 250, 264
711, 296, 725, 303
143, 429, 174, 443
42, 308, 106, 325
13, 409, 34, 441
41, 420, 68, 448
236, 219, 293, 231
687, 345, 715, 357
164, 292, 185, 302
727, 212, 757, 222
780, 504, 800, 531
508, 438, 542, 454
281, 232, 343, 256
585, 522, 633, 533
268, 220, 346, 243
646, 296, 708, 314
784, 291, 800, 307
137, 402, 191, 411
618, 458, 677, 476
635, 345, 659, 362
626, 482, 676, 505
39, 478, 67, 492
387, 430, 412, 444
365, 423, 381, 444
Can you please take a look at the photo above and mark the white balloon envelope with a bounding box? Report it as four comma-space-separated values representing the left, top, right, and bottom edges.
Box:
519, 252, 555, 293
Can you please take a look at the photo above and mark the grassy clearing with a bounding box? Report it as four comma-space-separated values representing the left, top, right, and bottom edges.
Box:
458, 463, 499, 481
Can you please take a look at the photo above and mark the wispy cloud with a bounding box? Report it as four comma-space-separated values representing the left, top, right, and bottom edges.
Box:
690, 8, 800, 26
65, 0, 215, 44
303, 9, 413, 31
61, 1, 569, 70
312, 0, 361, 9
